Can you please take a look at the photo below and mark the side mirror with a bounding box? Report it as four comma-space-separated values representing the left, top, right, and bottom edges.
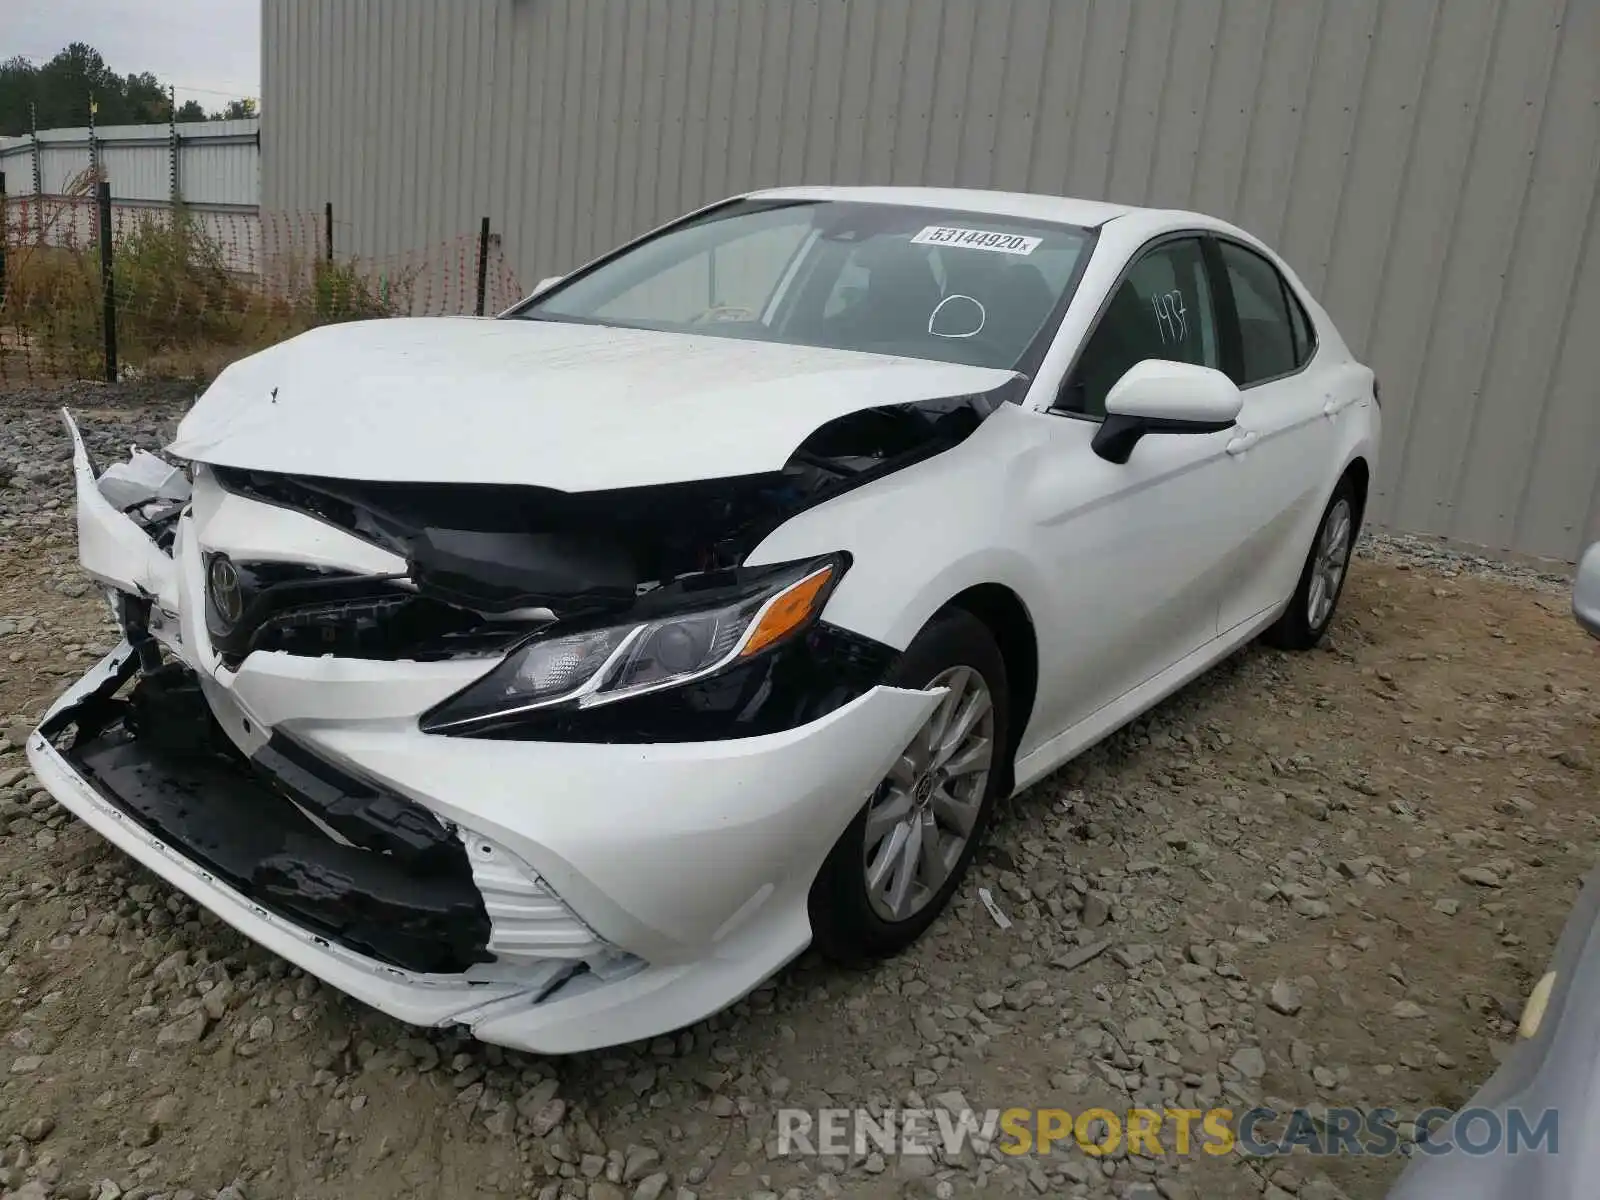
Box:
1576, 542, 1600, 638
1092, 360, 1243, 464
532, 275, 563, 295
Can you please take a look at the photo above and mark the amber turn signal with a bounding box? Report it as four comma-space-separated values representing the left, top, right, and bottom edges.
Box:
740, 566, 835, 658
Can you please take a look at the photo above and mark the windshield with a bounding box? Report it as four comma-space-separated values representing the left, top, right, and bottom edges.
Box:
517, 200, 1094, 371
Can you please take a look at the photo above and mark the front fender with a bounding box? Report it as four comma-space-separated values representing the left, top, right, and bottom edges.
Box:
744, 408, 1050, 653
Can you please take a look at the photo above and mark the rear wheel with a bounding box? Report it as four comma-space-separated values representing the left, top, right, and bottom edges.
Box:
809, 609, 1009, 963
1262, 477, 1357, 651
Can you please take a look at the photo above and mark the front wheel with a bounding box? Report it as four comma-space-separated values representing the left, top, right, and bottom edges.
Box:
1262, 478, 1358, 651
809, 609, 1010, 963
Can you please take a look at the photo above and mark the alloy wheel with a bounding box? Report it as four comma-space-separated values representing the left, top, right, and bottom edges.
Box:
861, 665, 994, 922
1307, 497, 1352, 630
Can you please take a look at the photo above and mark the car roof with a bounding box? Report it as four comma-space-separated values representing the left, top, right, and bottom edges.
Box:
743, 184, 1255, 245
746, 185, 1137, 230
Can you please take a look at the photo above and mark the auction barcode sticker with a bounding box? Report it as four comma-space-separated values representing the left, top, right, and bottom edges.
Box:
911, 225, 1042, 255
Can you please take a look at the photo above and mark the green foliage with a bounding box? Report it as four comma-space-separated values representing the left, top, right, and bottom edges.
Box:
0, 44, 255, 136
112, 212, 250, 355
1, 208, 410, 382
308, 259, 396, 325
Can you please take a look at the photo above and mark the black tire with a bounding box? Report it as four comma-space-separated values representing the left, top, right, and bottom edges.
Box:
1261, 476, 1359, 651
808, 607, 1010, 964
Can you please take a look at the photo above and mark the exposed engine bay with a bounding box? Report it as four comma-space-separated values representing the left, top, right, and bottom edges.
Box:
185, 387, 1010, 671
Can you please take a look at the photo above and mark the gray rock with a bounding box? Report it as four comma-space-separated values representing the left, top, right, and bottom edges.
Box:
529, 1097, 567, 1138
1267, 980, 1304, 1016
20, 1113, 55, 1142
1113, 943, 1155, 968
1082, 892, 1113, 928
1290, 793, 1330, 821
201, 979, 234, 1021
632, 1175, 671, 1200
1391, 1000, 1427, 1019
1459, 866, 1502, 888
155, 1011, 209, 1047
1052, 939, 1112, 971
1230, 1046, 1267, 1079
1124, 1016, 1168, 1044
623, 1147, 662, 1183
398, 1035, 439, 1072
146, 1094, 182, 1126
518, 1076, 561, 1117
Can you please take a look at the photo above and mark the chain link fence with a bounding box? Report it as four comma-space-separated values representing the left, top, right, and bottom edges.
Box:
0, 173, 526, 386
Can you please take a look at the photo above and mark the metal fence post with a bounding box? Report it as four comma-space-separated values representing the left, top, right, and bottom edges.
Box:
324, 201, 334, 262
98, 180, 118, 383
168, 85, 181, 204
28, 101, 41, 245
0, 171, 7, 312
475, 217, 491, 317
88, 94, 99, 184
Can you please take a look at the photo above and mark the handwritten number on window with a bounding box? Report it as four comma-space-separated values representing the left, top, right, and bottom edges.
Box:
1151, 290, 1188, 346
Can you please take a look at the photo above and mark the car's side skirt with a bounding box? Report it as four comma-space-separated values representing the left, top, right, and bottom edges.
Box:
1011, 602, 1281, 794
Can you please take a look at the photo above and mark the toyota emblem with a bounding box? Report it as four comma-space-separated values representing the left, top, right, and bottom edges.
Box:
207, 555, 244, 628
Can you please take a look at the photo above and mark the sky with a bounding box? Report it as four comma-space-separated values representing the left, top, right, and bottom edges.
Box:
1, 0, 260, 109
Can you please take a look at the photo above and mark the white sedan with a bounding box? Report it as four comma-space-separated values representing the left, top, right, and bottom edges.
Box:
29, 187, 1379, 1053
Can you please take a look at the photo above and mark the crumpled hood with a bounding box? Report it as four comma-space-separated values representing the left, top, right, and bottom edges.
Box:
167, 317, 1015, 490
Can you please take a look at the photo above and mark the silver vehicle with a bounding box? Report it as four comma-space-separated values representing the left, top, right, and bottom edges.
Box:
1576, 541, 1600, 639
1386, 540, 1600, 1198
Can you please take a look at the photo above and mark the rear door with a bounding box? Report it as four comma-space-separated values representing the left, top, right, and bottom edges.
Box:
1207, 238, 1340, 633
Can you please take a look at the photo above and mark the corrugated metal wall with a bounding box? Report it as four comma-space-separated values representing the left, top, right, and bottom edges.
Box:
0, 119, 260, 207
261, 0, 1600, 561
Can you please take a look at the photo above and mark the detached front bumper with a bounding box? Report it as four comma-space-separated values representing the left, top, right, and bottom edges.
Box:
29, 642, 935, 1052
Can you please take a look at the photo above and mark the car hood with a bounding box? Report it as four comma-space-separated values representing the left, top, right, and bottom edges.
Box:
167, 317, 1016, 490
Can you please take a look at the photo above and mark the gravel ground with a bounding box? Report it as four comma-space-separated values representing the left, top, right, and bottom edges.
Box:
0, 384, 1596, 1200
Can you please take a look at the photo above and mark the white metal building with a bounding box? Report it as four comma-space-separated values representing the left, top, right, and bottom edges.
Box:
261, 0, 1599, 562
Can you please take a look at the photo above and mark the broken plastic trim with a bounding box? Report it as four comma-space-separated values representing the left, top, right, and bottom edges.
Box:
198, 556, 535, 668
44, 661, 496, 974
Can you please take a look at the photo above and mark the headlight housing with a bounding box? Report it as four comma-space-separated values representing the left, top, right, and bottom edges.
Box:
421, 556, 844, 733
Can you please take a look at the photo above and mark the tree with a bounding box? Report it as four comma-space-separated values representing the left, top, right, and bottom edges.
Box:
214, 98, 257, 121
0, 56, 37, 134
0, 43, 257, 136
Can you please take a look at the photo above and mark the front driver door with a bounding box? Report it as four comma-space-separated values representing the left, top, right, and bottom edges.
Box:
1024, 235, 1241, 744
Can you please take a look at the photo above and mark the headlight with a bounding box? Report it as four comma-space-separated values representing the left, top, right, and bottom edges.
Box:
422, 557, 843, 733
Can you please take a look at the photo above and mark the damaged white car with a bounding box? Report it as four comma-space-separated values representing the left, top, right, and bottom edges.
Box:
27, 187, 1379, 1053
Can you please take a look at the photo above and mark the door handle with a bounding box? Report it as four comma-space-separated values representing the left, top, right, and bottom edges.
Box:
1323, 395, 1352, 418
1226, 430, 1259, 456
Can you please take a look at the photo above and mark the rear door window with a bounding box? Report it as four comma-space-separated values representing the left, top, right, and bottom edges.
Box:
1216, 241, 1311, 385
